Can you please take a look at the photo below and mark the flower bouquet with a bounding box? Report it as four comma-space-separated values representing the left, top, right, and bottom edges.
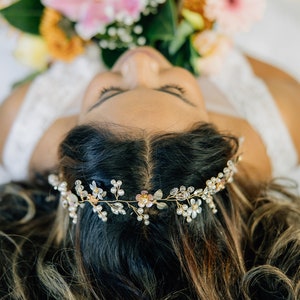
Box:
0, 0, 265, 75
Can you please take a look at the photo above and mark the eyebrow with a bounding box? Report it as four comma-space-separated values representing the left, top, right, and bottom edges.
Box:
88, 88, 196, 112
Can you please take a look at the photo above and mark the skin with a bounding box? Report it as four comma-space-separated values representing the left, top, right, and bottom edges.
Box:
1, 47, 300, 182
79, 47, 208, 131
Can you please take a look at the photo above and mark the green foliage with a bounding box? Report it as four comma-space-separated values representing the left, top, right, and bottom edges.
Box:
100, 0, 199, 74
101, 47, 128, 69
101, 0, 178, 70
142, 0, 177, 43
143, 0, 200, 74
0, 0, 44, 35
168, 20, 194, 55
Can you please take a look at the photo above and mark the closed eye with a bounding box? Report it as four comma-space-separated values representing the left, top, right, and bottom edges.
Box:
157, 84, 195, 106
100, 84, 185, 99
88, 84, 195, 112
99, 86, 126, 99
157, 84, 186, 97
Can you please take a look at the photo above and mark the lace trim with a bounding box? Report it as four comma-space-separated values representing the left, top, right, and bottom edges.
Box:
210, 50, 298, 176
2, 46, 103, 182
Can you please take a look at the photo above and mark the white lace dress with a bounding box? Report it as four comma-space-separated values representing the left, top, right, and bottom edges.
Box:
0, 48, 299, 193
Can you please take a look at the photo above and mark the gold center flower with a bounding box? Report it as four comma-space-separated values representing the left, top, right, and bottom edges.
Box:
40, 8, 85, 61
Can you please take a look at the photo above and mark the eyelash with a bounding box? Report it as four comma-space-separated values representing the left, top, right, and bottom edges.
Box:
99, 86, 124, 97
99, 84, 186, 98
160, 84, 186, 95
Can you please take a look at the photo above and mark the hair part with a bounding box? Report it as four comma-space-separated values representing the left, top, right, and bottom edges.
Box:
0, 122, 299, 299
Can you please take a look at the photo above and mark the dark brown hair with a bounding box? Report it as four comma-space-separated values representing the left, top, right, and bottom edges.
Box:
0, 122, 299, 299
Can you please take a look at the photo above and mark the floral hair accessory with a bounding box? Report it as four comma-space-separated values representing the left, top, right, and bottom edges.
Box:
1, 0, 265, 74
48, 159, 238, 225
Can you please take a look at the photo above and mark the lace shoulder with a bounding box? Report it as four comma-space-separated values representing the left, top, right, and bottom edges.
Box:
1, 46, 104, 183
210, 49, 298, 177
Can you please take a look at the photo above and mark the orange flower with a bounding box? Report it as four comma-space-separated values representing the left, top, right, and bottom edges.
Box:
183, 0, 206, 13
182, 0, 213, 29
40, 8, 85, 61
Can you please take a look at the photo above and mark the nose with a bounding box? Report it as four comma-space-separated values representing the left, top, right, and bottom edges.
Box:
112, 48, 171, 88
119, 52, 160, 88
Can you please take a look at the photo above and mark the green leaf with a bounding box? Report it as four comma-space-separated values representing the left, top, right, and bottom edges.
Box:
162, 38, 199, 75
0, 0, 44, 35
142, 0, 177, 43
168, 20, 194, 55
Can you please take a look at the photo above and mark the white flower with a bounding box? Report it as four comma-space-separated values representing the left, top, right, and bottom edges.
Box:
89, 181, 106, 199
187, 199, 202, 219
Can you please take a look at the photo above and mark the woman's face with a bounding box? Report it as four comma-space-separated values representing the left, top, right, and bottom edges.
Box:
79, 47, 208, 132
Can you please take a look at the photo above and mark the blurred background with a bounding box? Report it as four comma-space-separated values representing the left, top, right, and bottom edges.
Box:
235, 0, 300, 81
0, 0, 299, 102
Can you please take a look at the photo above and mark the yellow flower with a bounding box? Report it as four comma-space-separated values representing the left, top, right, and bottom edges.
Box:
182, 0, 213, 29
13, 33, 49, 70
40, 8, 85, 61
181, 8, 204, 30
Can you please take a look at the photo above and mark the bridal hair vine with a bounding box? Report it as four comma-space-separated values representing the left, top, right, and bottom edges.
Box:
48, 159, 238, 225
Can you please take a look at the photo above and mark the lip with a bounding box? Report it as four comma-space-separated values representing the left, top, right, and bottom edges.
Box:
112, 46, 171, 70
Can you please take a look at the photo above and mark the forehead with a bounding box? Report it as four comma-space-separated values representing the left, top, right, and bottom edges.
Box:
80, 89, 207, 133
